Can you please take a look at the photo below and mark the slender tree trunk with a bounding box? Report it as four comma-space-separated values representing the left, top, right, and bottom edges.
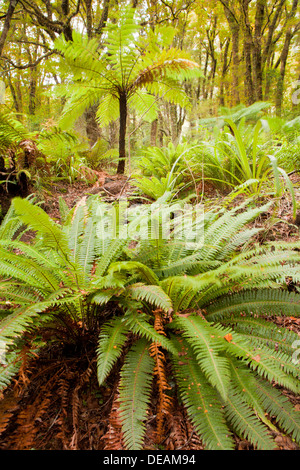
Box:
117, 93, 127, 174
253, 0, 265, 101
275, 0, 299, 116
219, 37, 230, 106
150, 119, 158, 147
242, 0, 254, 105
0, 0, 18, 56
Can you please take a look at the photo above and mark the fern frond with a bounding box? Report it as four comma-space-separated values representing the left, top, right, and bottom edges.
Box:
125, 282, 172, 313
0, 350, 22, 394
171, 336, 234, 450
125, 310, 176, 355
97, 317, 129, 386
206, 289, 300, 321
12, 198, 70, 256
255, 378, 300, 445
108, 261, 160, 285
172, 315, 231, 400
118, 338, 154, 450
224, 390, 276, 450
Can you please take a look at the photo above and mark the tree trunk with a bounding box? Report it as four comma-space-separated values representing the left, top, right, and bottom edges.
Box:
253, 0, 265, 101
221, 0, 240, 106
0, 0, 18, 56
150, 119, 158, 147
242, 0, 254, 105
117, 93, 127, 174
219, 37, 230, 106
275, 0, 299, 116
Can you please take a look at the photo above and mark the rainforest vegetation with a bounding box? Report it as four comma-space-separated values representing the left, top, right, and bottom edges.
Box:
0, 0, 300, 452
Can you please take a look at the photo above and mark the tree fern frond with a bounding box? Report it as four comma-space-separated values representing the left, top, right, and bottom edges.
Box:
118, 338, 154, 450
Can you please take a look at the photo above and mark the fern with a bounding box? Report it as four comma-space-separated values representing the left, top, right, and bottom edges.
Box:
1, 196, 300, 449
171, 336, 235, 450
172, 315, 231, 400
118, 338, 154, 450
97, 317, 129, 386
224, 391, 276, 450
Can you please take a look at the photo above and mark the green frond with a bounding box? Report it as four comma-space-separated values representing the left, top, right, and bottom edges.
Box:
171, 336, 234, 450
119, 338, 154, 450
128, 90, 158, 123
0, 292, 79, 345
12, 198, 70, 257
172, 315, 231, 400
108, 261, 160, 286
224, 333, 300, 394
97, 317, 129, 386
206, 289, 300, 321
215, 312, 299, 355
96, 94, 120, 127
125, 310, 177, 355
0, 350, 22, 393
95, 238, 128, 277
125, 282, 172, 313
228, 359, 277, 430
224, 390, 276, 450
255, 378, 300, 445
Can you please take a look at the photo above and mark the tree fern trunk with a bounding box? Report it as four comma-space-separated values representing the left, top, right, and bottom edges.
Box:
117, 93, 127, 174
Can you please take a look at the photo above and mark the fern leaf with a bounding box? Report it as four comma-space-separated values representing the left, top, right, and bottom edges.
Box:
97, 317, 129, 386
126, 311, 177, 355
255, 378, 300, 445
224, 391, 276, 450
12, 198, 70, 256
206, 289, 300, 321
125, 282, 172, 313
118, 338, 154, 450
171, 336, 234, 450
108, 261, 160, 285
172, 315, 231, 400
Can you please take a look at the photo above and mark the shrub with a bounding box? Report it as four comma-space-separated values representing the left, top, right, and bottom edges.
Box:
0, 196, 300, 449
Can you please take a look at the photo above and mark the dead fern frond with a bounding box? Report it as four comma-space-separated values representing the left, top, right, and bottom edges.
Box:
149, 309, 172, 443
102, 391, 125, 450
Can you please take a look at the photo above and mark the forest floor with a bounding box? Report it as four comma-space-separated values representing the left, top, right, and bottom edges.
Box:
0, 172, 300, 451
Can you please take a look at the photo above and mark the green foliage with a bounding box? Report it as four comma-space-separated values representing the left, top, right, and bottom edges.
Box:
133, 142, 200, 200
199, 119, 297, 216
0, 195, 300, 450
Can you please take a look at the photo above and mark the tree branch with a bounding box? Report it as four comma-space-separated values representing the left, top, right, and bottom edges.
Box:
1, 50, 57, 69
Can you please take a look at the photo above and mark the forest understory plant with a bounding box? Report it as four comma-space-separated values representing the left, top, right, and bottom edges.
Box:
0, 195, 300, 450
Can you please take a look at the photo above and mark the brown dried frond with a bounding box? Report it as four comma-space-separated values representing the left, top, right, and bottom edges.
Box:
0, 395, 19, 439
149, 309, 172, 444
10, 390, 52, 450
102, 391, 125, 450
